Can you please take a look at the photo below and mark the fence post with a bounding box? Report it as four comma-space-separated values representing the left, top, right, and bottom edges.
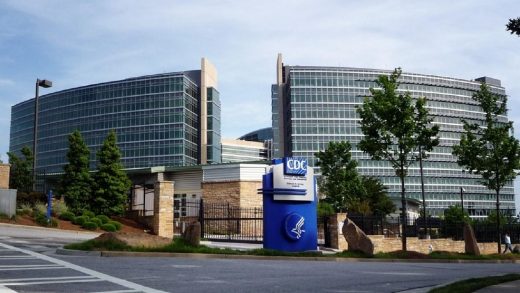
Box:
198, 198, 204, 238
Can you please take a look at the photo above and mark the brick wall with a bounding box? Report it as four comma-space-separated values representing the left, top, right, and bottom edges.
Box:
328, 214, 499, 254
0, 164, 10, 189
202, 180, 262, 209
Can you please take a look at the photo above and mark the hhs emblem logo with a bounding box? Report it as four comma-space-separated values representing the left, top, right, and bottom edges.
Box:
284, 213, 306, 241
283, 157, 307, 176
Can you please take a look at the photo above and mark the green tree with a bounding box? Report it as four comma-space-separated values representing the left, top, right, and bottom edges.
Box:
443, 205, 471, 225
361, 176, 395, 217
453, 83, 520, 253
7, 146, 34, 193
357, 68, 431, 251
92, 130, 131, 216
61, 130, 93, 214
315, 141, 364, 212
484, 210, 507, 228
506, 17, 520, 36
415, 97, 440, 231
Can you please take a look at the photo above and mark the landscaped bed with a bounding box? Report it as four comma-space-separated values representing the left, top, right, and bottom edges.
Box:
64, 236, 520, 260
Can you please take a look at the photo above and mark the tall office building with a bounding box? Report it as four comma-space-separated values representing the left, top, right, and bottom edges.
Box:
10, 58, 221, 177
273, 54, 515, 217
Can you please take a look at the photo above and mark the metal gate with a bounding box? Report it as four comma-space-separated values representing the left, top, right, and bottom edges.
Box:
174, 199, 263, 243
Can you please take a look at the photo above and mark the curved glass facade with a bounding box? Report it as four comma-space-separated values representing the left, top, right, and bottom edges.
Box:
10, 61, 221, 177
273, 59, 515, 218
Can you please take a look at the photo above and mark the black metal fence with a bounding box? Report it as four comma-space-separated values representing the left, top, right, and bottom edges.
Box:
348, 214, 520, 243
174, 199, 263, 243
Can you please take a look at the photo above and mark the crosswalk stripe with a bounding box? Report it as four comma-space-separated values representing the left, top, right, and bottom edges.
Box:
0, 242, 167, 293
0, 276, 96, 283
1, 279, 103, 286
0, 267, 65, 271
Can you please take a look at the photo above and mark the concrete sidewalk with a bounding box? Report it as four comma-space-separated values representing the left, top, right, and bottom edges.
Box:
475, 280, 520, 293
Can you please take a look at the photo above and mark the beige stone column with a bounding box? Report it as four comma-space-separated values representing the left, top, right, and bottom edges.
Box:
0, 164, 10, 189
329, 213, 348, 250
153, 181, 174, 238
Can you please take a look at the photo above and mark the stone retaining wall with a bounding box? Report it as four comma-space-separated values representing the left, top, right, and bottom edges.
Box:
328, 213, 499, 254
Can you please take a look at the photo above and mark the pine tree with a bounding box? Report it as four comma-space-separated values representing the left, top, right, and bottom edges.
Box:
61, 130, 93, 214
92, 130, 131, 216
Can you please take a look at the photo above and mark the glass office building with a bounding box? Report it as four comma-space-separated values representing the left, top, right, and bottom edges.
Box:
10, 58, 221, 177
273, 54, 515, 218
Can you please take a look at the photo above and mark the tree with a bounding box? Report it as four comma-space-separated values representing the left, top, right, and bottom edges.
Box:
361, 176, 395, 217
357, 68, 431, 251
453, 83, 520, 253
7, 146, 34, 193
506, 17, 520, 36
315, 141, 364, 212
61, 130, 93, 214
92, 130, 131, 216
442, 205, 471, 239
415, 97, 440, 233
315, 141, 395, 217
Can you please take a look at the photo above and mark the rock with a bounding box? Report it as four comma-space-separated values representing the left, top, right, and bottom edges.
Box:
182, 221, 201, 246
342, 217, 374, 256
463, 222, 480, 256
94, 232, 172, 248
513, 245, 520, 254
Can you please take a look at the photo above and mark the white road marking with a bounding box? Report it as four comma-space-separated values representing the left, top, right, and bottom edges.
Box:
1, 279, 102, 286
0, 285, 17, 292
0, 276, 95, 283
0, 242, 167, 293
361, 271, 428, 276
0, 267, 65, 271
0, 264, 61, 268
92, 290, 139, 293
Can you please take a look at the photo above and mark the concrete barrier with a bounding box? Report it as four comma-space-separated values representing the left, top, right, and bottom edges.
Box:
0, 189, 17, 217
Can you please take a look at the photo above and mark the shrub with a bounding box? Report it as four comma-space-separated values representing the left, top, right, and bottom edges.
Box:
82, 210, 96, 219
108, 220, 122, 231
90, 217, 103, 227
82, 221, 98, 230
101, 223, 117, 232
33, 203, 47, 216
16, 192, 47, 207
18, 203, 33, 216
52, 201, 69, 217
34, 213, 45, 225
96, 215, 110, 224
73, 215, 89, 226
59, 211, 75, 221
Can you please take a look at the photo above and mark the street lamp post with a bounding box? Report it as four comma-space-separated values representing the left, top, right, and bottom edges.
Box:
460, 187, 465, 215
33, 79, 52, 191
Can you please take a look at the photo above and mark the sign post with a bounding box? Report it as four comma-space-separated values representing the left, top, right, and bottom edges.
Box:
261, 157, 317, 252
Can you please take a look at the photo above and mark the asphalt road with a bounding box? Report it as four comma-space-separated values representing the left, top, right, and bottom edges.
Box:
1, 224, 520, 293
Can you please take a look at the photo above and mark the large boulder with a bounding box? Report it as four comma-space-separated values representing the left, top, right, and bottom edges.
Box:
342, 217, 374, 256
513, 245, 520, 254
463, 222, 480, 256
182, 221, 201, 246
94, 232, 172, 248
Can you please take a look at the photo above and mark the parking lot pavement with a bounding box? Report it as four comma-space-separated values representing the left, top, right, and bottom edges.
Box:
0, 242, 167, 293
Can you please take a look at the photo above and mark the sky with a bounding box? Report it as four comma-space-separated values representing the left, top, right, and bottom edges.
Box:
1, 0, 520, 210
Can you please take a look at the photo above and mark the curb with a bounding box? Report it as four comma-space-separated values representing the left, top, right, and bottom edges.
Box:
63, 249, 520, 263
56, 248, 101, 257
0, 222, 101, 236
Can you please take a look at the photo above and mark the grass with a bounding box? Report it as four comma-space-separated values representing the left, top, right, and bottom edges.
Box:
64, 237, 520, 261
429, 273, 520, 293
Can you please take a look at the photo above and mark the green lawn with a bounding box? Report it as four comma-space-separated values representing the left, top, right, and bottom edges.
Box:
429, 274, 520, 293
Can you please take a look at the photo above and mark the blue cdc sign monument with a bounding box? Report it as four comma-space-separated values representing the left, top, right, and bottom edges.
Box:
261, 157, 317, 252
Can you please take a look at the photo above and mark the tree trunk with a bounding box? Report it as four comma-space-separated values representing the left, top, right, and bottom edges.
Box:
419, 146, 427, 237
496, 187, 501, 254
400, 165, 407, 251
